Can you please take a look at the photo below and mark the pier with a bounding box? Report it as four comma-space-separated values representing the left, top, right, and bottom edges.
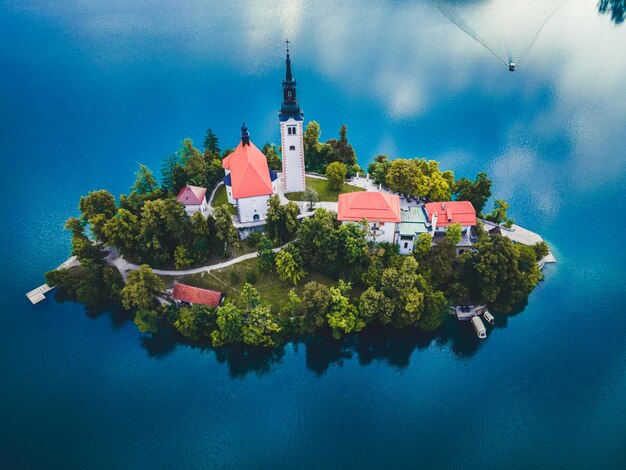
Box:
25, 256, 79, 304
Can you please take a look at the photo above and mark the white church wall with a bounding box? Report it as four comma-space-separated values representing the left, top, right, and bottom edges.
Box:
237, 195, 272, 223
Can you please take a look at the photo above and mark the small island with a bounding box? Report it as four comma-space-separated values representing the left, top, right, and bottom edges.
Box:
38, 48, 554, 348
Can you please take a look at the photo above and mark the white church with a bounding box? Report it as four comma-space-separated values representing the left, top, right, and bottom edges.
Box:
222, 46, 306, 223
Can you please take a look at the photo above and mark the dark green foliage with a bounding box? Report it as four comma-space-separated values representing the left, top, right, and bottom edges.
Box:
303, 121, 359, 176
301, 281, 332, 332
175, 305, 217, 340
533, 241, 550, 261
121, 265, 164, 311
265, 195, 300, 244
134, 308, 161, 334
367, 155, 391, 186
245, 230, 262, 248
417, 289, 449, 331
325, 162, 347, 191
257, 236, 275, 273
46, 264, 122, 308
453, 172, 492, 215
203, 128, 221, 155
262, 143, 282, 171
485, 199, 514, 227
245, 270, 258, 285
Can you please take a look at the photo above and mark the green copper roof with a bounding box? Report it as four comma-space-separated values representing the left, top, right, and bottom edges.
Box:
398, 206, 430, 236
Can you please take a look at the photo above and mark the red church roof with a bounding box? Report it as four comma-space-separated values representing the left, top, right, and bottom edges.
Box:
424, 201, 476, 227
222, 141, 273, 199
176, 185, 207, 205
172, 283, 224, 307
337, 192, 402, 223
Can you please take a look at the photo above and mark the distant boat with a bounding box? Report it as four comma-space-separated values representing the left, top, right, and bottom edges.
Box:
472, 316, 487, 339
483, 311, 495, 325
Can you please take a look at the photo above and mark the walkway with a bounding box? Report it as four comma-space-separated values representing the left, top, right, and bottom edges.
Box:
25, 255, 79, 304
105, 244, 289, 278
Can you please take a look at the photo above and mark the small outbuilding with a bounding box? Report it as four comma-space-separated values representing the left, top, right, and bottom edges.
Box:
177, 184, 209, 217
172, 282, 225, 308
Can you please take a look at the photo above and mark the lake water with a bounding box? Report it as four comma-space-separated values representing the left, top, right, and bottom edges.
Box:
2, 0, 626, 467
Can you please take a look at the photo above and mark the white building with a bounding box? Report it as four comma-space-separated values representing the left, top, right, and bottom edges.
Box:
222, 123, 277, 223
176, 184, 209, 217
279, 45, 306, 193
337, 192, 402, 244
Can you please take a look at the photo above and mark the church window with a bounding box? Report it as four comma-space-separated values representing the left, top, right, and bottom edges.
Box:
287, 126, 296, 135
289, 145, 295, 151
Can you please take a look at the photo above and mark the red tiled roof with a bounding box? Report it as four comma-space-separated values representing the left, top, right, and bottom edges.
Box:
425, 201, 476, 227
222, 141, 273, 199
176, 185, 207, 206
172, 283, 223, 307
337, 192, 402, 223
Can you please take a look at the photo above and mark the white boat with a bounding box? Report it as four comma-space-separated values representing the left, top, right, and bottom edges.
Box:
483, 311, 495, 325
471, 316, 487, 339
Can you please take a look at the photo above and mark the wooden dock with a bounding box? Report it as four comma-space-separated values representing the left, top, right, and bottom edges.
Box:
26, 256, 79, 305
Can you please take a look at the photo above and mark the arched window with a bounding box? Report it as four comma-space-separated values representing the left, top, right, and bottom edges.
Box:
289, 145, 295, 151
253, 214, 260, 221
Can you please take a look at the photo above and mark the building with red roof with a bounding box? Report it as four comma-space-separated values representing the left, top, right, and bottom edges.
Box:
337, 192, 401, 243
172, 283, 224, 308
424, 201, 477, 229
222, 123, 277, 223
177, 184, 209, 217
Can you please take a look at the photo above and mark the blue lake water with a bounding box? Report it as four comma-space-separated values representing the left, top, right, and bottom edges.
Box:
2, 0, 626, 467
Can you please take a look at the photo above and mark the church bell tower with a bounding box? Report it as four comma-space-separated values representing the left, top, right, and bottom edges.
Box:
279, 42, 306, 193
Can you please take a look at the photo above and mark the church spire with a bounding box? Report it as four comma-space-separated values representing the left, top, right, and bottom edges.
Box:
240, 121, 250, 146
279, 41, 303, 121
285, 40, 293, 82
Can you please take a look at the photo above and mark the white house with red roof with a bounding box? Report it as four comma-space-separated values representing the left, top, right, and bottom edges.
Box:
337, 192, 402, 243
177, 184, 209, 217
424, 201, 477, 251
222, 123, 278, 223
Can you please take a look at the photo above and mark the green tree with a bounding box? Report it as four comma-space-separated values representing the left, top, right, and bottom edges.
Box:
417, 289, 449, 331
303, 120, 326, 172
262, 143, 282, 171
160, 153, 181, 193
282, 289, 302, 317
174, 245, 192, 270
359, 286, 392, 324
203, 128, 221, 155
486, 199, 514, 227
325, 161, 347, 191
386, 159, 420, 196
532, 241, 550, 261
301, 281, 332, 332
79, 190, 116, 221
175, 305, 216, 340
242, 305, 281, 347
265, 195, 300, 243
213, 205, 239, 256
121, 265, 164, 310
240, 283, 261, 310
257, 236, 275, 273
367, 154, 391, 186
453, 172, 492, 215
211, 303, 244, 346
189, 211, 212, 263
304, 187, 318, 211
134, 308, 160, 334
445, 222, 463, 246
414, 232, 432, 260
296, 208, 340, 275
326, 125, 358, 175
131, 164, 159, 195
275, 247, 305, 285
103, 209, 141, 259
326, 281, 363, 339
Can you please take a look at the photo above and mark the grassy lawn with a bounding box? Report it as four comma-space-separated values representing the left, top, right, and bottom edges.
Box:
211, 184, 238, 216
285, 176, 363, 202
177, 258, 336, 312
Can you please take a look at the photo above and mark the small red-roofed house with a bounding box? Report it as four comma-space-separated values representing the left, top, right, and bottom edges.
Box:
177, 184, 209, 217
222, 123, 278, 223
172, 283, 224, 308
337, 192, 401, 243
